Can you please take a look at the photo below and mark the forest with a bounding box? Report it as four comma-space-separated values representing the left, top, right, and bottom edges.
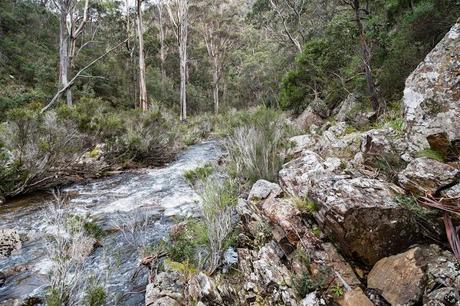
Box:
0, 0, 460, 305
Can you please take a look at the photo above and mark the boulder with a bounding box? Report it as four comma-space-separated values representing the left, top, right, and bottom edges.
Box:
145, 271, 184, 306
252, 242, 292, 289
368, 245, 460, 306
336, 93, 358, 122
287, 134, 315, 157
423, 287, 460, 306
403, 22, 460, 153
0, 229, 21, 258
338, 288, 373, 306
314, 123, 362, 159
279, 150, 342, 197
310, 177, 422, 266
398, 157, 459, 195
359, 128, 407, 166
295, 106, 324, 131
260, 197, 305, 246
248, 180, 282, 202
188, 272, 222, 304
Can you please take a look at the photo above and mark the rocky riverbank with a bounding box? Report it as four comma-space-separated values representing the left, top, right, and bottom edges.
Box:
142, 22, 460, 306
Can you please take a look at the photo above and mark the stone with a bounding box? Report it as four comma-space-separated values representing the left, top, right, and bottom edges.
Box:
261, 197, 305, 245
295, 106, 324, 131
336, 93, 358, 122
398, 157, 459, 195
222, 247, 238, 272
148, 297, 182, 306
423, 287, 460, 306
188, 272, 222, 304
145, 271, 184, 306
338, 288, 373, 306
287, 134, 315, 157
359, 128, 407, 166
310, 177, 422, 266
0, 229, 21, 258
248, 180, 282, 202
403, 22, 460, 153
368, 245, 460, 306
252, 242, 292, 288
441, 183, 460, 199
313, 123, 362, 159
279, 150, 342, 197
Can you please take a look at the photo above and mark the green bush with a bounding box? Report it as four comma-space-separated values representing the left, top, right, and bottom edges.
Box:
224, 107, 289, 183
184, 164, 214, 185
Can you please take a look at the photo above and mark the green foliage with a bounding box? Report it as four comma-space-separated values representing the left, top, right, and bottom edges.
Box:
83, 284, 106, 306
66, 214, 105, 240
416, 149, 444, 162
184, 164, 214, 185
293, 197, 317, 214
294, 272, 318, 298
224, 107, 290, 183
46, 288, 67, 306
330, 283, 344, 298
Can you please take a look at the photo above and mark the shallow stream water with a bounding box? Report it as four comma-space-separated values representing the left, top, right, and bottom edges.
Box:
0, 141, 222, 305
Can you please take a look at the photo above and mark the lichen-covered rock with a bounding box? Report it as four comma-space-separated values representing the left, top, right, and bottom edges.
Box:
310, 177, 422, 266
441, 183, 460, 198
403, 22, 460, 153
423, 287, 460, 306
368, 245, 460, 306
145, 271, 184, 306
295, 106, 324, 131
336, 93, 358, 122
0, 229, 21, 258
398, 157, 459, 195
359, 128, 407, 166
248, 180, 282, 202
314, 123, 362, 158
188, 272, 223, 304
279, 150, 342, 197
261, 197, 305, 246
287, 134, 315, 157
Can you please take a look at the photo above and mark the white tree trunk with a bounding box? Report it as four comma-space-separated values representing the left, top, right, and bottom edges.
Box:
212, 58, 219, 114
179, 0, 188, 121
58, 12, 72, 106
157, 5, 167, 81
137, 0, 148, 111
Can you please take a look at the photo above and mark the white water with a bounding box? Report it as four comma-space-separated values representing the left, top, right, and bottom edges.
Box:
0, 141, 223, 305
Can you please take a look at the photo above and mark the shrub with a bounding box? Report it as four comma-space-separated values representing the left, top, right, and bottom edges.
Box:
184, 164, 214, 185
199, 178, 238, 273
225, 108, 289, 183
293, 197, 317, 214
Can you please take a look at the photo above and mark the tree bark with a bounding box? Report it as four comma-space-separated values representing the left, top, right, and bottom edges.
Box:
179, 0, 188, 121
137, 0, 148, 111
352, 0, 382, 115
157, 4, 167, 81
212, 59, 219, 114
58, 11, 71, 106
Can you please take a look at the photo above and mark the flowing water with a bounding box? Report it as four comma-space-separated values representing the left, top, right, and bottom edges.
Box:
0, 141, 223, 305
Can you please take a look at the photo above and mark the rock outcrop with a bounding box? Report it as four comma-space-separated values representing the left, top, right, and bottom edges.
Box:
0, 229, 21, 258
248, 179, 282, 202
398, 157, 459, 195
310, 177, 422, 266
403, 22, 460, 153
368, 245, 460, 306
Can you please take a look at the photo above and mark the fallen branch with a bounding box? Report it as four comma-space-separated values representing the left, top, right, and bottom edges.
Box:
41, 38, 128, 113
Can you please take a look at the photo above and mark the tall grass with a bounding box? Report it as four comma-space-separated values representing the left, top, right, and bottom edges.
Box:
224, 107, 289, 183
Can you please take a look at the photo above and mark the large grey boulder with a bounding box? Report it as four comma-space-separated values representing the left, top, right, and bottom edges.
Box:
145, 270, 184, 306
310, 177, 422, 266
403, 22, 460, 153
398, 157, 459, 195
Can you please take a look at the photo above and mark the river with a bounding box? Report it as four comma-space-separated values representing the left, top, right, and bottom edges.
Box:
0, 141, 223, 305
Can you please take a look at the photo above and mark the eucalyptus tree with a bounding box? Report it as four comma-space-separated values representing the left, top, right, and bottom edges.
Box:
196, 0, 240, 114
166, 0, 189, 121
52, 0, 90, 106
